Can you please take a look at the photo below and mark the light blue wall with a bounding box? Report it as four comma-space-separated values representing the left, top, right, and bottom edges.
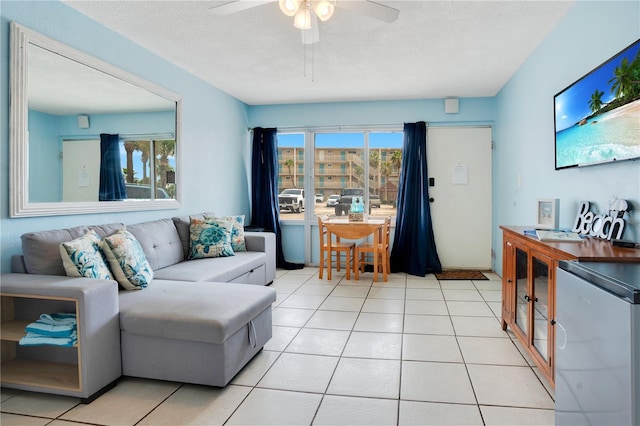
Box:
493, 0, 640, 275
1, 1, 251, 272
55, 110, 176, 137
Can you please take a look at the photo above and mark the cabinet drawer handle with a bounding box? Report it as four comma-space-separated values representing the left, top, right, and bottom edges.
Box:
524, 295, 531, 302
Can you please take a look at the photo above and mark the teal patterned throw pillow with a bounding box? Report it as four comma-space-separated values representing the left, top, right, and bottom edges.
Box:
59, 230, 113, 280
223, 215, 247, 252
102, 229, 153, 290
189, 217, 235, 259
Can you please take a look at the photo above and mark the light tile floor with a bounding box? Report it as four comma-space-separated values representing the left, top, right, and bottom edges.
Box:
1, 268, 555, 426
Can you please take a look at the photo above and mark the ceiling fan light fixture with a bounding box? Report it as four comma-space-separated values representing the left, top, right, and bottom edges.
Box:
279, 0, 301, 17
313, 0, 334, 22
293, 8, 312, 30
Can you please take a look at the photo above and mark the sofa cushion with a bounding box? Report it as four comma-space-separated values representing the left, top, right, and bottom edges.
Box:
89, 223, 125, 238
118, 280, 276, 344
102, 230, 154, 290
20, 223, 125, 276
59, 230, 113, 280
172, 212, 215, 260
126, 219, 183, 271
22, 226, 90, 275
153, 251, 266, 283
189, 217, 234, 259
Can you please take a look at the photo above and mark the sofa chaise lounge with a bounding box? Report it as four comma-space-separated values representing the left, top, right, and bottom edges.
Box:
0, 213, 277, 401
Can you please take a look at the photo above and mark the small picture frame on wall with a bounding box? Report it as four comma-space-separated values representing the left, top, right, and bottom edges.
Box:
536, 199, 559, 229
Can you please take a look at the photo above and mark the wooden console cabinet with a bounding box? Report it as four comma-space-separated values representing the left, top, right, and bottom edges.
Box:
500, 226, 639, 387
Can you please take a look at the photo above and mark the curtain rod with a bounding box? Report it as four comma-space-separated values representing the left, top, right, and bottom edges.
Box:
247, 123, 410, 132
60, 132, 176, 140
246, 121, 492, 132
119, 132, 175, 140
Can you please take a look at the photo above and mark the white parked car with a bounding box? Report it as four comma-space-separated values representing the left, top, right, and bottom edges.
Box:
278, 188, 304, 213
326, 194, 340, 207
315, 194, 324, 203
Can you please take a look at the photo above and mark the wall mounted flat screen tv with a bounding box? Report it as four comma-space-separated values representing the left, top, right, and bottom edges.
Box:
554, 39, 640, 170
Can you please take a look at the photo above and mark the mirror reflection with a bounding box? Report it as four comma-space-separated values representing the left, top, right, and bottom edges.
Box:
28, 44, 177, 203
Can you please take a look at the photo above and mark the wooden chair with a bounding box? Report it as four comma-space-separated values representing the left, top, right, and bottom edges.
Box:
318, 215, 355, 280
356, 216, 391, 282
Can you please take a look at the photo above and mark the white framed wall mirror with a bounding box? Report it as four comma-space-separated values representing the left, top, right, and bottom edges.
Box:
9, 22, 182, 217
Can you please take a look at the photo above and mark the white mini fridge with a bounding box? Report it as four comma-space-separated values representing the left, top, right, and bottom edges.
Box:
555, 261, 640, 426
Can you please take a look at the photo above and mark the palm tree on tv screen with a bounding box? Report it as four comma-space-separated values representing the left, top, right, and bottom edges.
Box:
589, 89, 605, 114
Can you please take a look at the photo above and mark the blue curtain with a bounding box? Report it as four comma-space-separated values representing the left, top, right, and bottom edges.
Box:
390, 122, 442, 276
99, 133, 127, 201
250, 128, 303, 270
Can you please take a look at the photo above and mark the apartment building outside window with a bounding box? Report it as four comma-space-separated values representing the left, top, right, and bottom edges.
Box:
276, 130, 402, 220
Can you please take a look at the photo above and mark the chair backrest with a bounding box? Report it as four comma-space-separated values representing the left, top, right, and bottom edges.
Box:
318, 215, 329, 248
381, 216, 391, 247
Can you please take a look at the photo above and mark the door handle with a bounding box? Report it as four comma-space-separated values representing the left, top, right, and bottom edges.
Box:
429, 197, 434, 203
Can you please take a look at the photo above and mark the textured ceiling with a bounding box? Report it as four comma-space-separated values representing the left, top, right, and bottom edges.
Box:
63, 0, 575, 105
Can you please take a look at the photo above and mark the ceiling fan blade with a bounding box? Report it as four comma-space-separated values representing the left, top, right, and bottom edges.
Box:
336, 0, 399, 23
209, 0, 275, 15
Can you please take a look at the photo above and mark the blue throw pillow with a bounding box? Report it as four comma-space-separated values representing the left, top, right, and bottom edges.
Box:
188, 217, 235, 259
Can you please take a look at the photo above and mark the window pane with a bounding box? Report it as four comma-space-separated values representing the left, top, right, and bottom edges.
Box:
314, 133, 364, 218
277, 133, 305, 218
369, 132, 402, 218
121, 140, 150, 185
121, 139, 152, 199
120, 138, 177, 200
154, 139, 176, 199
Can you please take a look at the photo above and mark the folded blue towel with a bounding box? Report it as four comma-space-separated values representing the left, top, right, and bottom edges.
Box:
37, 313, 77, 326
24, 330, 77, 340
25, 321, 75, 338
19, 331, 77, 347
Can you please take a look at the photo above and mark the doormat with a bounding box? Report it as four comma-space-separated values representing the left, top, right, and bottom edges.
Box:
435, 270, 488, 280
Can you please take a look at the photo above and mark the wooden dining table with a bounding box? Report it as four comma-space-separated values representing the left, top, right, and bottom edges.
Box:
324, 218, 386, 282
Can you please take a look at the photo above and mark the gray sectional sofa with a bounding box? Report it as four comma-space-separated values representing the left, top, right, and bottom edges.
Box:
1, 213, 277, 401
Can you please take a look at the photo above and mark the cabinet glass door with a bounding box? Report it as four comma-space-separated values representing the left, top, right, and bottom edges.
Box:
514, 247, 529, 337
532, 256, 550, 362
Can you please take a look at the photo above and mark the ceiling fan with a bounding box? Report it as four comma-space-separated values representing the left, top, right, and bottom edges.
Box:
210, 0, 400, 44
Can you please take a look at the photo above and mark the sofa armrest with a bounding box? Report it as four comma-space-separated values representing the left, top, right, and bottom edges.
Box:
244, 232, 276, 284
0, 273, 121, 398
11, 255, 27, 273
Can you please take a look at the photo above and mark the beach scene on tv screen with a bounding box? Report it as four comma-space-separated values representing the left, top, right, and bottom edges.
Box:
555, 41, 640, 168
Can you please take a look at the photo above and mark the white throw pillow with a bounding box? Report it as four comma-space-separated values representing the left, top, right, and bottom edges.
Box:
102, 229, 153, 290
59, 230, 113, 280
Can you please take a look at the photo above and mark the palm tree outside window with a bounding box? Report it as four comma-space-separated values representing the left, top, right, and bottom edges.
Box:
119, 137, 176, 200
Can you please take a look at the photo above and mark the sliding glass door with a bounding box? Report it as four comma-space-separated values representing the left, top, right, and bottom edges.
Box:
276, 129, 402, 265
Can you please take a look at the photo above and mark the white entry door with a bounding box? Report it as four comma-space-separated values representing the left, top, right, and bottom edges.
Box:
427, 127, 492, 269
62, 139, 100, 202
